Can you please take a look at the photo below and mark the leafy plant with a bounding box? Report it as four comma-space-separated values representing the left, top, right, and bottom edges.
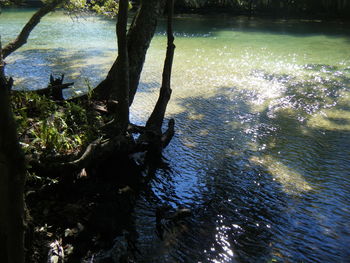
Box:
12, 87, 103, 156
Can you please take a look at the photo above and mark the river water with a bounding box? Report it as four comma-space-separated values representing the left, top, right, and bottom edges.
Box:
1, 9, 350, 263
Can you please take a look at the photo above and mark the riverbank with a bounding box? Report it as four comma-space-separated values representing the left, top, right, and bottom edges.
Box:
11, 91, 144, 262
173, 6, 350, 21
4, 5, 349, 21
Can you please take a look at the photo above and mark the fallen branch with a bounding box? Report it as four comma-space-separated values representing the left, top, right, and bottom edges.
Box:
29, 135, 133, 178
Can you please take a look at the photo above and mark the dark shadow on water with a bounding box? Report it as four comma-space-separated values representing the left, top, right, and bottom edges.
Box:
134, 65, 350, 262
134, 88, 289, 263
328, 117, 350, 125
137, 81, 161, 94
5, 47, 117, 92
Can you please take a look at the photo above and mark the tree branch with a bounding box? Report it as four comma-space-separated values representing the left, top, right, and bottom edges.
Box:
29, 135, 132, 178
2, 0, 64, 58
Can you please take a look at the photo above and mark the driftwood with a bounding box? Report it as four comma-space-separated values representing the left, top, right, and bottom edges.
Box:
35, 83, 73, 100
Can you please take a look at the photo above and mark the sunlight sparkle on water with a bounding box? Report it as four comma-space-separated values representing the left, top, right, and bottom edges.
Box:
205, 215, 236, 263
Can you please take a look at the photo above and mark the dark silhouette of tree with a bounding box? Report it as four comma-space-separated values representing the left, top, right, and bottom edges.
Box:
0, 38, 26, 263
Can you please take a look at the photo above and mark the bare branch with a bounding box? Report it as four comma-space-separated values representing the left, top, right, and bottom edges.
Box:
2, 0, 64, 58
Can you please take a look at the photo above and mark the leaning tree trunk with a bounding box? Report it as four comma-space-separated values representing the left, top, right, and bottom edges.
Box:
141, 0, 175, 173
94, 0, 166, 105
108, 0, 130, 134
2, 0, 65, 59
0, 39, 26, 263
146, 0, 175, 135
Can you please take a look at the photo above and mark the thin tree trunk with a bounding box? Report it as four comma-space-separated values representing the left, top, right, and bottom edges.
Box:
146, 0, 175, 134
108, 0, 130, 133
0, 38, 26, 263
2, 0, 64, 59
94, 0, 166, 106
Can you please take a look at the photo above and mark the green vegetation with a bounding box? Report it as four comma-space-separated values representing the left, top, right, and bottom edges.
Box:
173, 0, 350, 17
12, 92, 100, 156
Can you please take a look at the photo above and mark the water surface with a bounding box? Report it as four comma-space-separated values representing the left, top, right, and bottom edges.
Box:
1, 9, 350, 263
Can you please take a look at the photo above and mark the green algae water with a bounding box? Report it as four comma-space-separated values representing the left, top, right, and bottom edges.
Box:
1, 9, 350, 263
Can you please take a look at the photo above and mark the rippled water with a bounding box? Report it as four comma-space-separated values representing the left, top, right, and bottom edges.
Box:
1, 9, 350, 263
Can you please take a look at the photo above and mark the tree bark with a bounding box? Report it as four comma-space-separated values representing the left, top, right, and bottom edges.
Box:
0, 38, 26, 263
137, 0, 175, 174
108, 0, 130, 133
94, 0, 166, 106
2, 0, 64, 59
146, 0, 175, 134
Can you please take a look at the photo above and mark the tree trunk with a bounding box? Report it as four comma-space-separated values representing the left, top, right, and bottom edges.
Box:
108, 0, 130, 133
2, 0, 64, 59
146, 0, 175, 134
94, 0, 166, 106
137, 0, 175, 175
0, 39, 26, 263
